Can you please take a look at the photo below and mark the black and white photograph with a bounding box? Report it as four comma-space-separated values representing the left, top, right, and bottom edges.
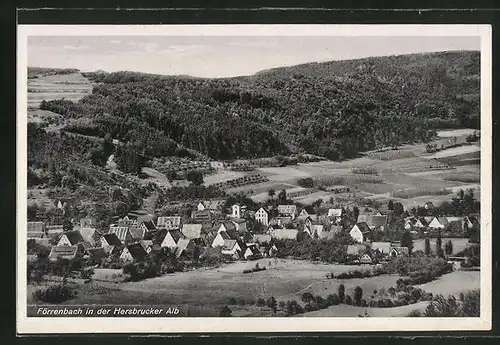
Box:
17, 25, 491, 333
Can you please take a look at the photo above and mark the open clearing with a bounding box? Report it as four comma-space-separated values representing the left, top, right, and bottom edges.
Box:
417, 271, 480, 297
437, 129, 477, 137
204, 170, 247, 185
298, 301, 429, 317
413, 238, 470, 255
27, 72, 93, 107
424, 145, 480, 159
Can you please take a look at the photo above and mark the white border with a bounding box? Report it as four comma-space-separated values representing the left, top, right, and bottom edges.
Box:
17, 24, 492, 334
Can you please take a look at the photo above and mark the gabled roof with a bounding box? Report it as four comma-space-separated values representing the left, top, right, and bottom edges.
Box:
391, 246, 409, 256
168, 229, 185, 243
46, 225, 64, 233
222, 239, 239, 251
182, 224, 203, 239
357, 215, 387, 229
328, 209, 343, 217
141, 220, 156, 231
157, 216, 182, 228
103, 244, 118, 255
175, 239, 192, 258
446, 216, 462, 223
418, 218, 428, 226
63, 230, 85, 245
109, 226, 131, 242
277, 204, 297, 215
77, 227, 99, 242
125, 242, 148, 261
269, 216, 293, 226
27, 232, 44, 239
330, 225, 343, 234
245, 245, 261, 256
253, 234, 272, 243
347, 244, 366, 255
102, 233, 122, 246
140, 240, 154, 249
219, 221, 237, 232
424, 216, 434, 224
319, 230, 336, 240
49, 246, 79, 260
270, 228, 298, 240
78, 241, 93, 252
354, 222, 371, 234
256, 207, 269, 214
218, 231, 232, 240
136, 214, 156, 225
436, 217, 449, 226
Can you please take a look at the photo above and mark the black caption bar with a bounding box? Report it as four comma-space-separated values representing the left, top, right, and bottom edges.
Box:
28, 305, 188, 317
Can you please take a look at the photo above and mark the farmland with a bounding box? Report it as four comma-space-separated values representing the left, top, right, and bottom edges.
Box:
27, 72, 93, 108
203, 129, 480, 209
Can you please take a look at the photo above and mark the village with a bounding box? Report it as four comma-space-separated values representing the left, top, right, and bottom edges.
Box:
27, 187, 480, 279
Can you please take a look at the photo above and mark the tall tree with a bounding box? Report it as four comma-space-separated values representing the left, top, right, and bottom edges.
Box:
424, 237, 431, 256
400, 230, 414, 257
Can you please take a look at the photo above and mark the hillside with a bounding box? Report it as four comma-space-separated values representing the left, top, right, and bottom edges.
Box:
38, 50, 479, 163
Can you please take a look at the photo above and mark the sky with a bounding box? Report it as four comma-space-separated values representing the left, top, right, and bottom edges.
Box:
28, 36, 480, 78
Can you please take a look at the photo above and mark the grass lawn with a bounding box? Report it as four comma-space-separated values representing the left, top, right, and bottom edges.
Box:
417, 271, 480, 297
298, 301, 430, 317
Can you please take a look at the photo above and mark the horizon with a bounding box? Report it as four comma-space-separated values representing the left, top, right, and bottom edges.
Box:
28, 36, 480, 78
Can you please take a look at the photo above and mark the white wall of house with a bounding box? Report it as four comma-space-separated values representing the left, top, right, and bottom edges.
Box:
349, 225, 364, 243
428, 218, 445, 229
161, 233, 177, 249
57, 235, 72, 246
120, 248, 133, 262
197, 202, 205, 211
231, 204, 241, 218
212, 233, 226, 248
255, 208, 269, 226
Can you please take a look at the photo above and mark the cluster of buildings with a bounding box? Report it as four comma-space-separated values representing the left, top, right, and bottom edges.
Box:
27, 198, 480, 267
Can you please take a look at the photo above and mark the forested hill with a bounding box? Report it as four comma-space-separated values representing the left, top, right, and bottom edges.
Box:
40, 50, 479, 161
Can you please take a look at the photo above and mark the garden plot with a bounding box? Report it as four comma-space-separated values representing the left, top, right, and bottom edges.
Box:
204, 170, 247, 185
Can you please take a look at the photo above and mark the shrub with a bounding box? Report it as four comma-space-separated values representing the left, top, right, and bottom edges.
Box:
302, 292, 314, 303
338, 284, 345, 303
80, 267, 95, 280
461, 290, 480, 317
33, 284, 77, 303
219, 305, 232, 317
256, 298, 266, 307
353, 286, 363, 306
228, 297, 237, 305
327, 294, 340, 306
345, 295, 353, 305
408, 309, 422, 317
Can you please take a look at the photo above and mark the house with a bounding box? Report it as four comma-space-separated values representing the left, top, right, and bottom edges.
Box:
221, 240, 242, 259
349, 222, 371, 243
318, 230, 337, 240
231, 204, 242, 219
446, 217, 462, 225
139, 240, 154, 253
356, 215, 388, 231
27, 221, 45, 239
191, 210, 212, 223
255, 207, 269, 226
424, 216, 434, 225
308, 224, 325, 238
428, 217, 449, 229
100, 233, 122, 247
347, 244, 366, 256
197, 202, 206, 211
269, 216, 293, 228
231, 218, 247, 233
244, 245, 262, 260
269, 228, 298, 240
156, 216, 182, 230
298, 209, 312, 219
330, 225, 343, 234
359, 252, 375, 264
174, 239, 193, 259
252, 234, 272, 244
389, 247, 409, 258
48, 245, 80, 261
415, 218, 428, 228
57, 230, 85, 246
160, 229, 185, 249
109, 225, 133, 243
75, 227, 100, 245
140, 220, 156, 234
327, 208, 343, 219
217, 221, 237, 234
277, 204, 298, 219
103, 244, 121, 256
120, 242, 148, 262
371, 242, 392, 254
181, 224, 203, 240
404, 217, 417, 230
45, 224, 64, 236
462, 215, 480, 232
424, 202, 435, 210
212, 231, 234, 248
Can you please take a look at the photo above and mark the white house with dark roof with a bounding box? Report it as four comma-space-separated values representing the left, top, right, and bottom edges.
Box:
255, 207, 269, 226
231, 204, 242, 219
57, 230, 85, 247
156, 216, 182, 230
181, 224, 203, 240
161, 229, 186, 249
349, 222, 371, 243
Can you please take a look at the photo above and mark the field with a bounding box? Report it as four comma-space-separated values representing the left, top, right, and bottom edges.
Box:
298, 301, 430, 317
413, 238, 470, 255
203, 129, 480, 208
27, 72, 93, 108
417, 271, 480, 297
